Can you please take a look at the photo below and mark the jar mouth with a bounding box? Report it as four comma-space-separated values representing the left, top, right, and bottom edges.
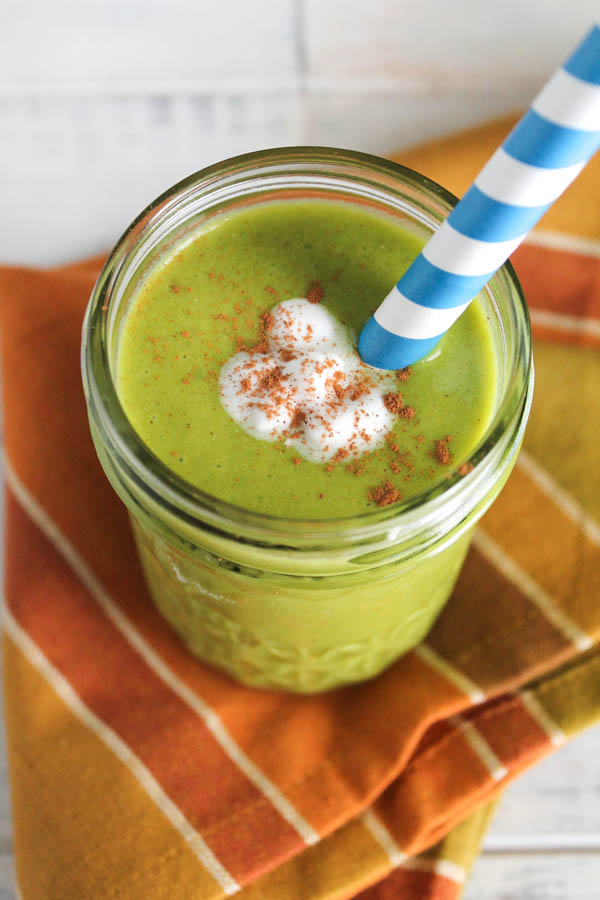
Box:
82, 146, 532, 543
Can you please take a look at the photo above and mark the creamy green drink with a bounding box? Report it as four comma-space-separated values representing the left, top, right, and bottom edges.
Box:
117, 201, 495, 518
83, 149, 533, 692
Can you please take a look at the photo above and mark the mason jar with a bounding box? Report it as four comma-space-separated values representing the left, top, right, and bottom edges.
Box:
81, 148, 533, 693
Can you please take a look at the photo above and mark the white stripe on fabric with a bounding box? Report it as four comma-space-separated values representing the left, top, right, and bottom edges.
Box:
362, 810, 467, 885
517, 451, 600, 547
525, 228, 600, 257
3, 459, 320, 847
532, 67, 600, 133
475, 148, 585, 207
3, 607, 241, 895
530, 308, 600, 340
448, 715, 508, 781
519, 689, 567, 748
414, 644, 486, 704
374, 287, 469, 339
402, 856, 467, 885
473, 529, 593, 652
361, 809, 407, 867
422, 221, 524, 276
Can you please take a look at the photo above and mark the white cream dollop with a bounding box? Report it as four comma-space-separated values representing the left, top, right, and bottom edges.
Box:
218, 299, 398, 463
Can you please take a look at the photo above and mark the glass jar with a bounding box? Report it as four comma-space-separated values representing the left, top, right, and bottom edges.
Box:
82, 148, 533, 693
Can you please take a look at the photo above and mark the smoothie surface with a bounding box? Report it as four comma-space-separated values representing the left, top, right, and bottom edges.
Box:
117, 200, 497, 518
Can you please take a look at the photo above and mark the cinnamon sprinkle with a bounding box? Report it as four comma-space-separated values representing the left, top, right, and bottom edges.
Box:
306, 281, 324, 304
383, 391, 403, 414
369, 481, 402, 507
348, 378, 370, 401
434, 436, 453, 466
346, 459, 365, 477
253, 336, 269, 354
259, 366, 283, 391
290, 407, 307, 429
397, 367, 413, 382
332, 448, 350, 462
385, 432, 400, 453
260, 312, 275, 332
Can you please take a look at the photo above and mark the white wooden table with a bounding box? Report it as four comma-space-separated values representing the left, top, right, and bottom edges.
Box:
2, 2, 599, 895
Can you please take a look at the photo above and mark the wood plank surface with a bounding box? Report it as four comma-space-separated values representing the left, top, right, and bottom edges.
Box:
3, 0, 297, 86
464, 851, 600, 900
302, 0, 599, 85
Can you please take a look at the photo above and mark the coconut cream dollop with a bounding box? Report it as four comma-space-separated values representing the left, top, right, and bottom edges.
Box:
218, 298, 401, 463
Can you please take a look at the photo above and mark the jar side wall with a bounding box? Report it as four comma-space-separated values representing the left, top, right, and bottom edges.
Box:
132, 515, 473, 692
89, 377, 529, 579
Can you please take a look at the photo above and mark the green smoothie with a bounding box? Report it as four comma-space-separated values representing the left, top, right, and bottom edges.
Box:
117, 200, 496, 518
83, 151, 531, 692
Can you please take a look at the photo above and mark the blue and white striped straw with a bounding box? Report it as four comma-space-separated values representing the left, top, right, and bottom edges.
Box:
358, 24, 600, 370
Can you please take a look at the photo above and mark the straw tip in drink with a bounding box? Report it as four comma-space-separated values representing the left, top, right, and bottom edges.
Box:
358, 316, 440, 370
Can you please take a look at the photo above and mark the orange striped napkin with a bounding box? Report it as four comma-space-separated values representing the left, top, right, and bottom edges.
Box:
1, 116, 599, 899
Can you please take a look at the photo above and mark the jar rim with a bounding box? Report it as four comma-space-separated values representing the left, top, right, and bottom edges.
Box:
82, 146, 533, 545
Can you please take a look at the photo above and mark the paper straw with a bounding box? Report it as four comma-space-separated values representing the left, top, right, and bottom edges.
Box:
358, 24, 600, 370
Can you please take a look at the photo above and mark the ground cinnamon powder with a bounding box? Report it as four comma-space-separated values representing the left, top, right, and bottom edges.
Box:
434, 436, 453, 465
369, 481, 402, 507
306, 281, 324, 304
290, 407, 307, 429
383, 391, 403, 414
259, 366, 284, 391
260, 312, 275, 332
